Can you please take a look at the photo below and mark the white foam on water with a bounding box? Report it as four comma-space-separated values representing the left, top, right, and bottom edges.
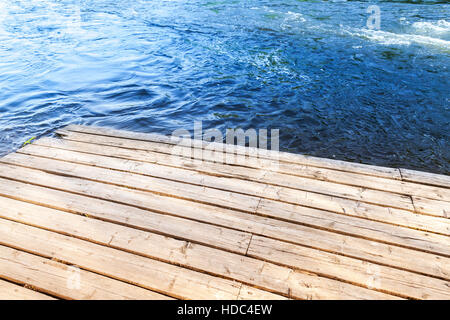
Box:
0, 1, 8, 35
412, 20, 450, 35
281, 11, 307, 30
285, 11, 306, 23
346, 27, 450, 51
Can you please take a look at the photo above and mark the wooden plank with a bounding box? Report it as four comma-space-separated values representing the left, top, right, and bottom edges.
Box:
28, 139, 450, 236
0, 164, 447, 280
273, 162, 450, 202
259, 170, 415, 211
60, 125, 402, 179
265, 189, 449, 236
0, 245, 170, 300
412, 197, 449, 219
237, 286, 290, 300
248, 236, 450, 300
0, 218, 242, 300
0, 177, 251, 255
0, 154, 447, 257
54, 130, 414, 210
0, 196, 396, 299
0, 279, 55, 300
400, 168, 450, 189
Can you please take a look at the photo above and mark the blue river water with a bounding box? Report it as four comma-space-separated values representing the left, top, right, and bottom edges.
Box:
0, 0, 449, 173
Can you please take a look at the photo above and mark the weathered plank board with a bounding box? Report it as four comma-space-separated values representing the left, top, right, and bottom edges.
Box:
0, 245, 170, 300
237, 286, 290, 300
0, 279, 55, 300
412, 197, 449, 219
400, 168, 450, 189
2, 194, 446, 299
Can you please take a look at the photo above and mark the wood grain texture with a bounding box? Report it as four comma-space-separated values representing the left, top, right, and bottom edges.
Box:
400, 168, 450, 189
0, 279, 55, 300
0, 245, 170, 300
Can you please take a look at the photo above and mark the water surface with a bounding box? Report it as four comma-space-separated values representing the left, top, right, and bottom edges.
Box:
0, 0, 449, 173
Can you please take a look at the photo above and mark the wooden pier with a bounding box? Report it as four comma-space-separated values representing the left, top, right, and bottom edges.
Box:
0, 124, 449, 300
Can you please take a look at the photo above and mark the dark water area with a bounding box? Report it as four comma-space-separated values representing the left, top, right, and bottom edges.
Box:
0, 0, 449, 173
